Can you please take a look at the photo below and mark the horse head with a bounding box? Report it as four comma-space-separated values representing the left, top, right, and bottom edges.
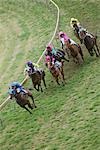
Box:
73, 24, 79, 32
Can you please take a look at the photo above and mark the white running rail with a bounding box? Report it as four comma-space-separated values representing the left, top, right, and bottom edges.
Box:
36, 0, 60, 65
0, 0, 60, 111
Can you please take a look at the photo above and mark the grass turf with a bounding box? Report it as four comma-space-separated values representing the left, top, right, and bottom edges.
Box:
0, 0, 100, 149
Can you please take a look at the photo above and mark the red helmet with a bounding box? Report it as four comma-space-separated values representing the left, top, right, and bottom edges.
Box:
46, 55, 51, 62
46, 44, 52, 51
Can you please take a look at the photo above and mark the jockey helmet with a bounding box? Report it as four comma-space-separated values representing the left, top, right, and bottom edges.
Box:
59, 31, 65, 37
71, 18, 79, 24
10, 82, 16, 86
46, 44, 52, 51
46, 55, 51, 62
26, 61, 33, 66
10, 82, 17, 88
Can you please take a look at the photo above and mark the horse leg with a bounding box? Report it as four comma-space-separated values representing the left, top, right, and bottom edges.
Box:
65, 48, 71, 59
61, 73, 65, 86
37, 83, 43, 92
40, 84, 43, 92
76, 53, 83, 65
60, 67, 65, 84
79, 46, 84, 60
56, 77, 60, 85
88, 49, 94, 56
73, 58, 78, 64
93, 47, 99, 57
63, 57, 69, 62
42, 76, 47, 88
27, 93, 37, 108
34, 85, 39, 91
57, 68, 64, 85
27, 102, 33, 110
95, 44, 100, 56
23, 106, 32, 114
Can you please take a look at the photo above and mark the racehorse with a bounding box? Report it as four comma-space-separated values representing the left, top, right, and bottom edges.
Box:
10, 90, 36, 114
79, 30, 100, 57
65, 40, 84, 64
73, 25, 100, 57
47, 57, 65, 85
30, 70, 46, 92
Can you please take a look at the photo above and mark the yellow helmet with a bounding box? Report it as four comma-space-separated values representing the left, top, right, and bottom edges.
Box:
71, 18, 78, 23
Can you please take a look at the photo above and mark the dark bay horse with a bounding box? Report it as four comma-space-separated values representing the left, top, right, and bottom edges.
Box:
30, 70, 46, 92
65, 41, 84, 64
54, 49, 69, 62
10, 90, 36, 114
73, 25, 100, 57
45, 48, 69, 62
79, 30, 100, 57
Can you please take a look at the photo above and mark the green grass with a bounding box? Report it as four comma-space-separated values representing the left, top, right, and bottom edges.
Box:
0, 0, 100, 150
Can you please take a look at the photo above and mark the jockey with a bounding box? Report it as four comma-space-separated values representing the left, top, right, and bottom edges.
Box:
45, 55, 62, 70
46, 44, 66, 60
8, 82, 27, 96
46, 44, 57, 56
59, 31, 77, 48
24, 61, 40, 76
45, 55, 55, 66
26, 61, 36, 72
45, 44, 58, 63
24, 61, 35, 76
70, 18, 88, 43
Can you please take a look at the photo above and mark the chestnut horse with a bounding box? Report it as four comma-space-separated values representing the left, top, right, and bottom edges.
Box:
65, 40, 84, 64
10, 90, 36, 114
47, 60, 65, 85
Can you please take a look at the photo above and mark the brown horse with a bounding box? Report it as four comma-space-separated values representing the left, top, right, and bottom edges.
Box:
79, 30, 100, 57
65, 40, 84, 64
10, 90, 36, 114
47, 61, 65, 85
30, 70, 46, 92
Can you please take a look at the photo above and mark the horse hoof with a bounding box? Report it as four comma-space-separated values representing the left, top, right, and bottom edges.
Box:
28, 88, 33, 91
36, 89, 39, 92
96, 55, 99, 57
90, 54, 94, 56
